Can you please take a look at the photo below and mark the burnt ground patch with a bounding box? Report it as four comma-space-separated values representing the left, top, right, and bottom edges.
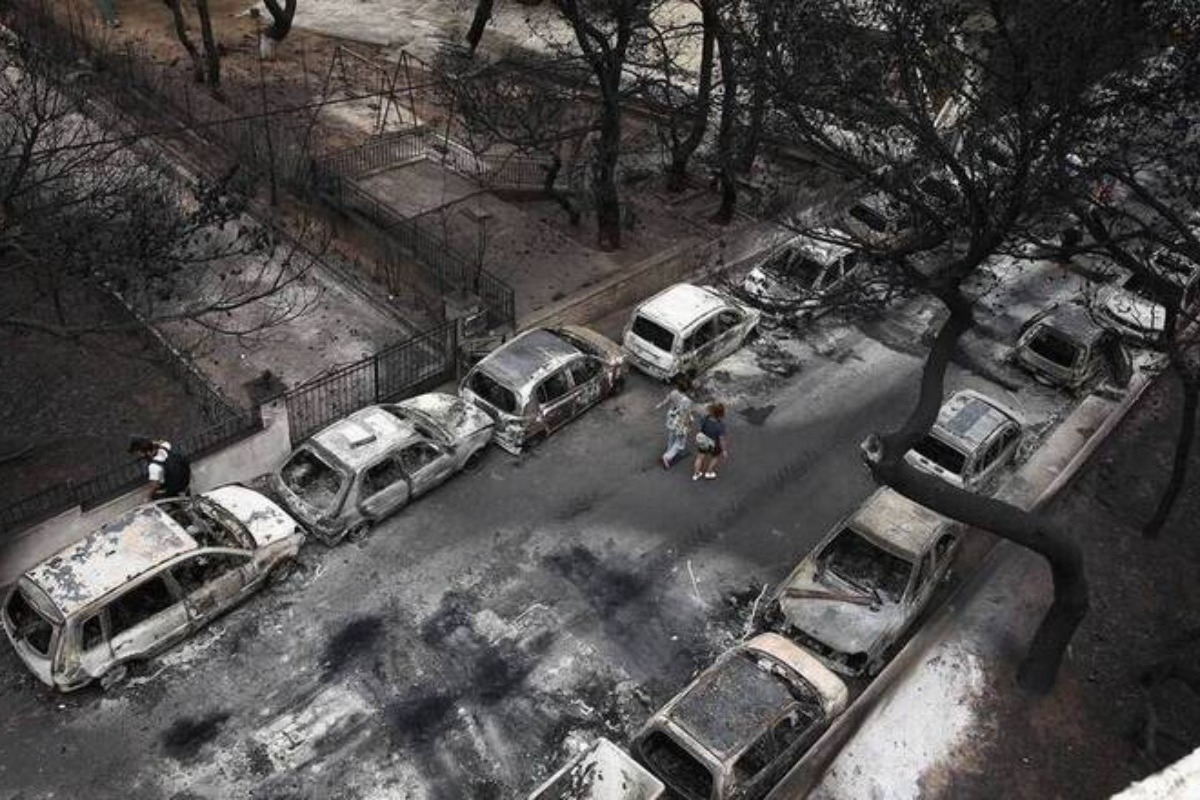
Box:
419, 590, 479, 646
740, 404, 776, 426
322, 615, 386, 677
385, 692, 457, 748
542, 545, 648, 617
161, 711, 231, 761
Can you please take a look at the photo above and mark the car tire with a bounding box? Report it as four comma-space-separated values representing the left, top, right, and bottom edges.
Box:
100, 663, 130, 692
522, 431, 548, 453
463, 447, 487, 472
346, 521, 371, 544
268, 557, 300, 588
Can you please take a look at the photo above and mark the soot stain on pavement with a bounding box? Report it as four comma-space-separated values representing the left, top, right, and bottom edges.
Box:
161, 710, 231, 760
740, 404, 776, 425
542, 545, 648, 616
386, 692, 458, 748
420, 590, 479, 646
323, 615, 385, 676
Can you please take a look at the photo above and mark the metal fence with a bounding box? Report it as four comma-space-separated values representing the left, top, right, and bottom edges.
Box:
0, 410, 262, 537
315, 167, 515, 329
282, 320, 459, 444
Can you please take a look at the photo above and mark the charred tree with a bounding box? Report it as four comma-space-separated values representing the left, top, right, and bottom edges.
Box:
261, 0, 297, 60
193, 0, 221, 88
552, 0, 648, 250
710, 3, 736, 224
162, 0, 205, 82
466, 0, 495, 56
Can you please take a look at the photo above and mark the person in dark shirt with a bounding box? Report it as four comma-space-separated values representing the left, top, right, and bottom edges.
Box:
692, 402, 728, 481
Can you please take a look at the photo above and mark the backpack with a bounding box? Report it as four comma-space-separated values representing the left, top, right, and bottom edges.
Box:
154, 448, 192, 495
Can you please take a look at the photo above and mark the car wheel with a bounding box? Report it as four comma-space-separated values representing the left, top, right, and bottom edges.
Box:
745, 325, 761, 344
522, 431, 548, 453
100, 663, 130, 692
268, 557, 300, 588
463, 446, 487, 472
610, 375, 626, 396
345, 521, 372, 544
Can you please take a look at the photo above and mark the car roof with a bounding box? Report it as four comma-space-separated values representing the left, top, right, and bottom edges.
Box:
783, 230, 853, 267
670, 649, 803, 759
23, 503, 198, 618
636, 284, 730, 332
476, 328, 581, 390
932, 390, 1018, 453
668, 634, 839, 761
1036, 304, 1107, 346
310, 405, 419, 471
848, 488, 952, 561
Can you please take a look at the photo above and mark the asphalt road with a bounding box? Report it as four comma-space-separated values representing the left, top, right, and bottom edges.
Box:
0, 259, 1080, 800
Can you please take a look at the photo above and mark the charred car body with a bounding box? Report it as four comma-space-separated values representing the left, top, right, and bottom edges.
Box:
1090, 250, 1199, 346
460, 326, 625, 454
529, 738, 665, 800
769, 489, 959, 677
270, 393, 493, 545
1011, 303, 1128, 390
737, 231, 863, 315
623, 283, 760, 380
632, 633, 848, 800
2, 486, 303, 691
904, 390, 1022, 493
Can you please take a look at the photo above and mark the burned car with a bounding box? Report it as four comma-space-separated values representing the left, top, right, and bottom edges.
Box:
1090, 250, 1199, 346
270, 393, 493, 545
632, 633, 848, 800
769, 489, 958, 677
460, 326, 625, 454
903, 390, 1022, 493
736, 231, 863, 315
529, 738, 665, 800
2, 486, 303, 692
1011, 303, 1129, 390
623, 283, 760, 380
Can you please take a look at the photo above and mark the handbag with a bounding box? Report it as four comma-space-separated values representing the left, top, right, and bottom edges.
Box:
695, 431, 715, 452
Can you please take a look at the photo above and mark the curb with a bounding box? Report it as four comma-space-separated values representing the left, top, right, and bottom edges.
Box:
517, 221, 793, 332
766, 367, 1161, 799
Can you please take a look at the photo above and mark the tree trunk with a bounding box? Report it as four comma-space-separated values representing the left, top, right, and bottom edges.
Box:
163, 0, 205, 83
863, 286, 1088, 693
466, 0, 494, 56
1144, 360, 1199, 538
737, 69, 767, 172
262, 0, 296, 42
665, 0, 716, 193
193, 0, 220, 89
593, 100, 623, 250
711, 8, 737, 224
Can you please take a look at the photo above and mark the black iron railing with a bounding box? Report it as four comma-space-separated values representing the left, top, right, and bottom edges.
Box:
281, 321, 459, 444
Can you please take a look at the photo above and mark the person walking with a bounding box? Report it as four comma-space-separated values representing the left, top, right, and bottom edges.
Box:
656, 373, 695, 469
692, 402, 728, 481
129, 437, 191, 500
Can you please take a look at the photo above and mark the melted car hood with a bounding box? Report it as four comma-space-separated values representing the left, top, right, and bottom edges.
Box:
779, 569, 905, 656
1097, 286, 1165, 334
396, 392, 493, 443
204, 485, 299, 547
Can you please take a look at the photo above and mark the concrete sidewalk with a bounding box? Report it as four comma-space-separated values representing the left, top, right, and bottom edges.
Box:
766, 370, 1159, 799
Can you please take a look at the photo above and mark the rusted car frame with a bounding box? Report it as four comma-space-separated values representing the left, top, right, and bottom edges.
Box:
2, 486, 303, 692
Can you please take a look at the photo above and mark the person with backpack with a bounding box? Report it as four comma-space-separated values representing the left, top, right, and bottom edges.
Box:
129, 437, 192, 500
692, 402, 729, 481
655, 372, 696, 469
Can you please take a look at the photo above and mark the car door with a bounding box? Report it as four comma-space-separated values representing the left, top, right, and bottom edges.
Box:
712, 308, 748, 361
105, 574, 190, 663
358, 456, 413, 520
535, 366, 580, 432
75, 612, 114, 681
679, 315, 722, 372
568, 355, 605, 412
172, 550, 255, 622
398, 439, 455, 498
907, 551, 938, 616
